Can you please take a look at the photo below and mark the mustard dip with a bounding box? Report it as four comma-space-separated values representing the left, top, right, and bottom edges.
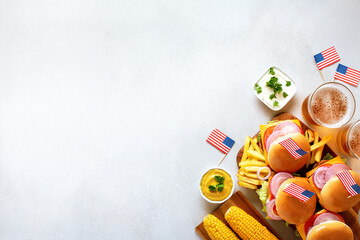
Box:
200, 169, 233, 201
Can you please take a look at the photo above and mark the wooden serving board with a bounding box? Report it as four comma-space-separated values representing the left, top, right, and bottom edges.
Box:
236, 112, 360, 239
195, 191, 283, 240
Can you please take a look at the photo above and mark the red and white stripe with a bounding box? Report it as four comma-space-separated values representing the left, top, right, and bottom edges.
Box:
337, 170, 358, 196
334, 67, 360, 87
206, 129, 229, 154
279, 138, 302, 159
317, 46, 341, 70
283, 183, 310, 203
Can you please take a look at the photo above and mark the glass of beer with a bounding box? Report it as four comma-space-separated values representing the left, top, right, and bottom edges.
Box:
301, 82, 356, 128
337, 120, 360, 160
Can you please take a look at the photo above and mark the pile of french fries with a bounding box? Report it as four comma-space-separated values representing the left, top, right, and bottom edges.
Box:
305, 129, 332, 167
236, 136, 271, 190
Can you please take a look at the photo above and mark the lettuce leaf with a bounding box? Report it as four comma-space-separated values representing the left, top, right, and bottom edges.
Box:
255, 181, 269, 213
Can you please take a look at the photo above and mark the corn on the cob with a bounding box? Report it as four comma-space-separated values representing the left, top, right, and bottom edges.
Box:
225, 206, 278, 240
203, 214, 239, 240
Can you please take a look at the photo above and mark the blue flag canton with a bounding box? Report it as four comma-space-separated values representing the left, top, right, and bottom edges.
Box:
314, 53, 324, 63
302, 189, 315, 199
337, 64, 348, 74
351, 184, 360, 194
222, 137, 235, 148
295, 148, 308, 156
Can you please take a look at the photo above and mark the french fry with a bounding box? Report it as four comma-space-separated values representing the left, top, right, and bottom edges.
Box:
238, 176, 261, 186
307, 131, 319, 167
314, 145, 325, 162
237, 168, 246, 176
249, 144, 254, 151
250, 137, 263, 155
305, 129, 315, 143
310, 135, 332, 152
244, 172, 258, 179
244, 166, 264, 173
241, 136, 251, 163
238, 181, 257, 190
239, 159, 267, 167
247, 150, 265, 161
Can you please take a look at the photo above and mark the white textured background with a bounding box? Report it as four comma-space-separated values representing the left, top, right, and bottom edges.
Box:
0, 0, 360, 239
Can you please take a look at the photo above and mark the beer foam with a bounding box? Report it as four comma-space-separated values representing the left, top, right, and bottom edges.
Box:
310, 87, 348, 126
349, 123, 360, 158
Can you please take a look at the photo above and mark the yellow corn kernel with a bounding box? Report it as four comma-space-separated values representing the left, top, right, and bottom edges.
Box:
203, 214, 239, 240
225, 206, 279, 240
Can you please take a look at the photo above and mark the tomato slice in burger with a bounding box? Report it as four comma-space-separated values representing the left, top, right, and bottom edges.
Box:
263, 125, 276, 151
304, 212, 321, 235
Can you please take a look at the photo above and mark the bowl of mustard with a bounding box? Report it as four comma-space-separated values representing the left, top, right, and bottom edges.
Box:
199, 168, 234, 204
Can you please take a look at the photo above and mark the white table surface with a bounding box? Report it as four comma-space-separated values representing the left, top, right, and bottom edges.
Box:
1, 0, 360, 239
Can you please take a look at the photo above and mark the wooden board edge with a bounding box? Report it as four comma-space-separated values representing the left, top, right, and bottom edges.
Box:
195, 191, 284, 240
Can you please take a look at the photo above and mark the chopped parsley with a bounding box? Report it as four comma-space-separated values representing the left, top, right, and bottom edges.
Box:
273, 100, 279, 107
269, 93, 276, 100
209, 185, 216, 192
214, 175, 225, 184
255, 83, 262, 94
269, 67, 275, 75
209, 176, 225, 193
283, 92, 288, 98
266, 77, 283, 94
286, 81, 291, 87
217, 184, 224, 192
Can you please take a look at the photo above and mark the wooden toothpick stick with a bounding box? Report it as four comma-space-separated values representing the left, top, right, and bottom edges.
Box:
319, 70, 326, 82
217, 153, 228, 166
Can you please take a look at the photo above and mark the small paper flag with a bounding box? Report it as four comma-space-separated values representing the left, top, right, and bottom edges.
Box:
334, 64, 360, 87
336, 170, 360, 197
283, 183, 315, 203
206, 129, 235, 154
314, 46, 340, 70
279, 138, 308, 159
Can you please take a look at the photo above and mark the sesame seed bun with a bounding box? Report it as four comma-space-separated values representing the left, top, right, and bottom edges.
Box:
307, 221, 353, 240
321, 170, 360, 212
267, 133, 310, 173
276, 178, 316, 224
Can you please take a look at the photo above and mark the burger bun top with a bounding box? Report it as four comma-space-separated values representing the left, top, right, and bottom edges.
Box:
276, 178, 316, 225
307, 221, 353, 240
321, 170, 360, 212
268, 132, 310, 173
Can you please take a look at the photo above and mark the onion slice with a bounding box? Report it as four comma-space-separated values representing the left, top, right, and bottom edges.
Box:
266, 130, 287, 152
257, 167, 271, 180
312, 166, 330, 189
313, 212, 341, 226
325, 164, 351, 182
273, 121, 302, 134
269, 172, 294, 197
266, 198, 282, 220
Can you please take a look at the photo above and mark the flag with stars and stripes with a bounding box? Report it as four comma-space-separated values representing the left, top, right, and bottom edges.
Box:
336, 170, 360, 197
283, 183, 315, 203
206, 129, 235, 154
314, 46, 340, 70
334, 64, 360, 87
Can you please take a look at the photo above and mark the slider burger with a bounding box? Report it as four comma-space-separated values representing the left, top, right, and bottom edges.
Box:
261, 120, 310, 173
296, 209, 353, 240
266, 175, 316, 225
306, 156, 360, 212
